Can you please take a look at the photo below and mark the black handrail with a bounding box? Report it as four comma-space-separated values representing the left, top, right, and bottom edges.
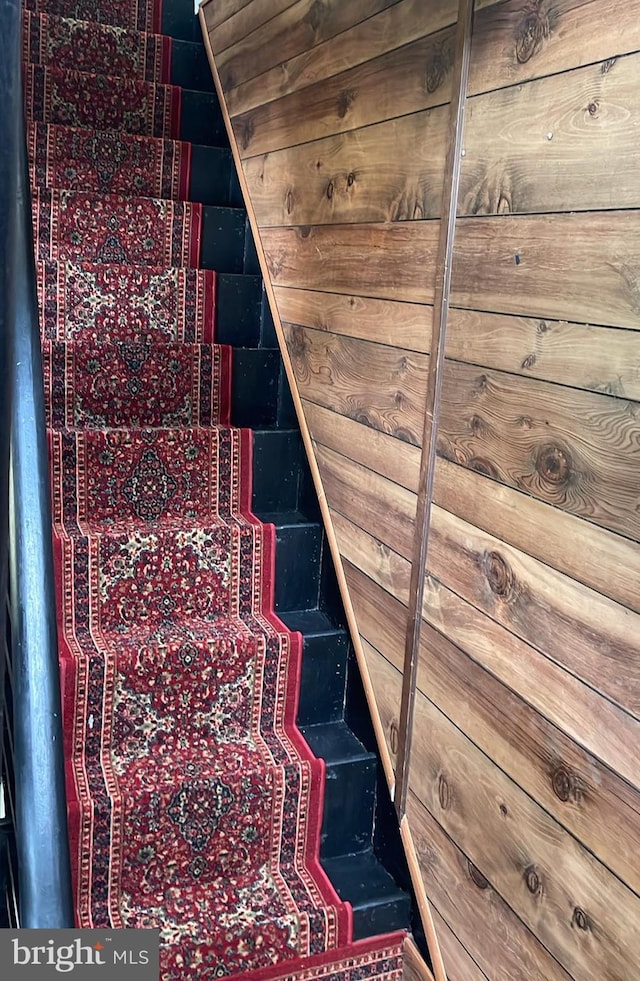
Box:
0, 0, 74, 928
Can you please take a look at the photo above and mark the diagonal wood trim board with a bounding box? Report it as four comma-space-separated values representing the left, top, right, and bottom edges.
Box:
394, 0, 473, 818
199, 4, 446, 979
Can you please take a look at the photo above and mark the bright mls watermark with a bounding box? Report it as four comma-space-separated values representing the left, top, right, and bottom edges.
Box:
0, 929, 159, 978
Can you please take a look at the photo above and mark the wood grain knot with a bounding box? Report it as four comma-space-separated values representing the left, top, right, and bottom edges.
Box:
601, 57, 616, 74
287, 325, 309, 360
326, 180, 334, 201
467, 860, 489, 890
572, 907, 590, 931
285, 189, 294, 215
535, 443, 572, 485
347, 172, 356, 188
237, 115, 255, 151
552, 765, 573, 802
389, 720, 399, 756
438, 773, 451, 810
500, 803, 508, 817
587, 100, 600, 117
336, 89, 356, 118
298, 225, 312, 239
515, 4, 550, 64
355, 410, 374, 428
425, 48, 448, 93
484, 551, 515, 599
469, 457, 500, 479
304, 0, 325, 32
521, 353, 537, 370
524, 865, 541, 895
473, 373, 489, 395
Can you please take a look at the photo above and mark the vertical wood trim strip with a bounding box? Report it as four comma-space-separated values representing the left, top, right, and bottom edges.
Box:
395, 0, 474, 818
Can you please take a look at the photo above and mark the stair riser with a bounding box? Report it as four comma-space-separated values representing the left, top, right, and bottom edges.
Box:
352, 898, 412, 942
321, 759, 376, 859
297, 632, 349, 727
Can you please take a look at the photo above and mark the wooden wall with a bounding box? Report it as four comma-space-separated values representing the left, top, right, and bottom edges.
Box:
201, 1, 640, 978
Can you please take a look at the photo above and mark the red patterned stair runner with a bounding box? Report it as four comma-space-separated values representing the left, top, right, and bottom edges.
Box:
24, 0, 405, 977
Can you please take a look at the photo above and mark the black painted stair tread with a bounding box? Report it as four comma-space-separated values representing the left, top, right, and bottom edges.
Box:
282, 608, 343, 636
301, 721, 373, 766
322, 851, 412, 939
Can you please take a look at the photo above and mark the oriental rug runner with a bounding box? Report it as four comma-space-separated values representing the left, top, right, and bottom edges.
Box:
23, 0, 405, 977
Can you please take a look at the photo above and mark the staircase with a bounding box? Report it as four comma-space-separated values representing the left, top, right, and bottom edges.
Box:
14, 0, 415, 974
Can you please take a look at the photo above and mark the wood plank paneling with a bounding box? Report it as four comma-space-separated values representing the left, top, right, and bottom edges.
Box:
331, 510, 410, 607
243, 107, 449, 227
315, 445, 417, 561
469, 0, 640, 96
409, 692, 640, 980
434, 457, 640, 614
417, 616, 640, 894
437, 360, 640, 540
207, 0, 290, 50
429, 908, 487, 981
451, 211, 640, 329
461, 53, 640, 216
361, 637, 402, 770
233, 28, 455, 158
286, 327, 429, 446
428, 504, 640, 719
223, 0, 458, 116
408, 795, 572, 981
446, 308, 640, 401
421, 572, 640, 793
305, 401, 421, 492
203, 0, 640, 975
275, 287, 431, 352
217, 0, 401, 90
262, 221, 440, 302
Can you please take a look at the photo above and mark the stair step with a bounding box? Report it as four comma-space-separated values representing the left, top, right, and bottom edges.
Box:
49, 427, 249, 530
171, 40, 216, 93
43, 341, 230, 429
33, 188, 245, 272
302, 721, 376, 857
28, 122, 234, 205
180, 89, 226, 146
25, 65, 225, 146
322, 851, 412, 941
23, 0, 162, 34
37, 261, 217, 345
266, 515, 323, 614
231, 349, 282, 427
25, 12, 215, 92
25, 64, 181, 140
216, 274, 263, 346
161, 2, 202, 43
23, 11, 173, 84
252, 429, 303, 514
297, 628, 349, 726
